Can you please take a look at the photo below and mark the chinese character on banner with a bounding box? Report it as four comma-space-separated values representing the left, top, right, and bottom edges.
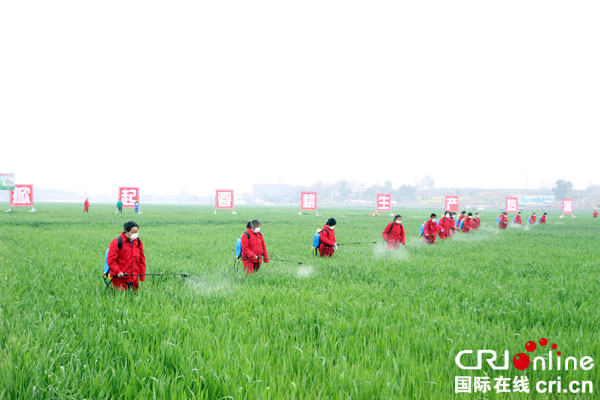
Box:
562, 198, 573, 214
119, 187, 139, 208
455, 376, 472, 394
216, 190, 234, 209
300, 192, 317, 210
512, 376, 531, 393
376, 193, 391, 212
445, 196, 459, 212
474, 377, 492, 393
493, 376, 512, 393
10, 184, 33, 207
506, 197, 519, 213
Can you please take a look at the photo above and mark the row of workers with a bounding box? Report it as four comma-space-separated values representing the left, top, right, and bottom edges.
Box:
497, 211, 548, 228
104, 209, 555, 290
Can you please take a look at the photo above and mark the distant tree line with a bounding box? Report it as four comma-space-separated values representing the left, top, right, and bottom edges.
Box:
252, 178, 600, 206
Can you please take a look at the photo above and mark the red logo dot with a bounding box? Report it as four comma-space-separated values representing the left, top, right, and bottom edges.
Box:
526, 341, 537, 352
512, 353, 531, 370
539, 338, 548, 346
552, 344, 557, 350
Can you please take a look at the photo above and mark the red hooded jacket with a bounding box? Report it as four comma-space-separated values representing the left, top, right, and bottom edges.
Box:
382, 221, 405, 245
423, 219, 438, 243
107, 232, 146, 284
499, 215, 508, 229
319, 225, 337, 257
462, 217, 472, 233
539, 215, 546, 224
437, 216, 452, 239
514, 214, 522, 224
241, 228, 269, 262
472, 217, 480, 230
529, 215, 537, 224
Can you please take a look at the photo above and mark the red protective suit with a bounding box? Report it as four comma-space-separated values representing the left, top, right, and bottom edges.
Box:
472, 217, 480, 230
539, 215, 546, 224
107, 233, 146, 291
462, 217, 472, 233
423, 220, 438, 244
241, 228, 269, 273
449, 218, 456, 237
318, 225, 337, 257
529, 215, 537, 224
437, 216, 452, 239
499, 215, 508, 229
514, 214, 522, 224
382, 221, 405, 248
83, 199, 89, 212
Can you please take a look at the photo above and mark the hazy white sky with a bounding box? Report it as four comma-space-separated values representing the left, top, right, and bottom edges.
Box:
1, 1, 598, 196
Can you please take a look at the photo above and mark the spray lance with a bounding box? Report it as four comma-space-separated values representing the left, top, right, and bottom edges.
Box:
240, 256, 304, 265
103, 273, 191, 289
234, 256, 304, 272
336, 241, 378, 246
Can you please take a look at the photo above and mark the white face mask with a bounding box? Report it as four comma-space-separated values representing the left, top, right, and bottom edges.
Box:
431, 219, 436, 223
329, 226, 335, 230
254, 227, 260, 233
129, 232, 139, 241
396, 220, 402, 224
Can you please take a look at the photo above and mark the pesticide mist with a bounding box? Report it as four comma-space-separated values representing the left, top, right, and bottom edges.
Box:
373, 243, 410, 261
186, 273, 233, 296
296, 265, 315, 278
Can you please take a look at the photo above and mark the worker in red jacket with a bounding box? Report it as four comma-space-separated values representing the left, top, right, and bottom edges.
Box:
449, 212, 457, 237
498, 212, 509, 229
107, 221, 146, 292
457, 211, 466, 227
423, 213, 438, 244
529, 212, 537, 224
472, 212, 481, 230
382, 215, 405, 248
513, 212, 522, 224
539, 212, 547, 224
241, 219, 269, 273
437, 211, 452, 239
83, 198, 89, 213
593, 210, 598, 218
319, 218, 337, 257
460, 212, 473, 233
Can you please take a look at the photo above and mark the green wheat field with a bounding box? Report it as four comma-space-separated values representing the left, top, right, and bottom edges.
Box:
1, 204, 598, 399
